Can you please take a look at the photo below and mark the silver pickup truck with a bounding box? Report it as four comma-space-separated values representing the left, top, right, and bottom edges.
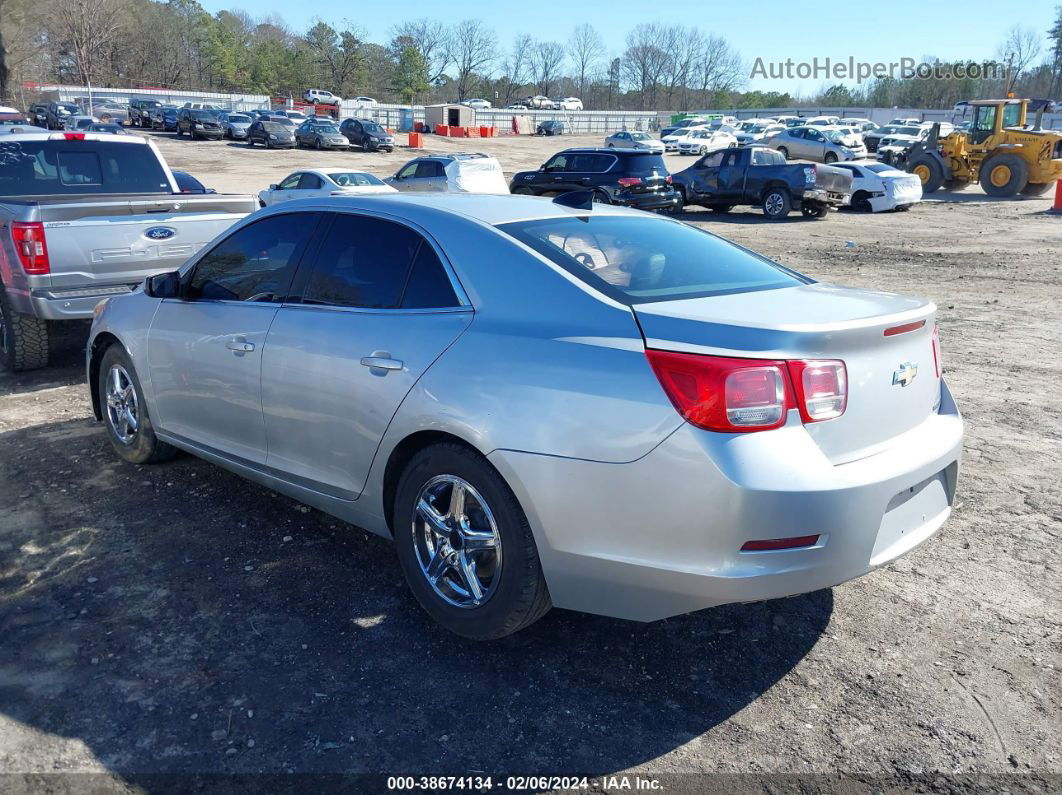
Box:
1, 131, 256, 370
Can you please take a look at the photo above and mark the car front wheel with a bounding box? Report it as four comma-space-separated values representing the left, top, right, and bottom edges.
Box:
99, 345, 176, 465
392, 442, 551, 640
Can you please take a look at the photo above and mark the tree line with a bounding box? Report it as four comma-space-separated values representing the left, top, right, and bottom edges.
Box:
1, 0, 1060, 111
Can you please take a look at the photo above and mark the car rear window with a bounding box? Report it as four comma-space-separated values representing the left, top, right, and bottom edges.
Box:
496, 215, 807, 304
0, 140, 171, 196
619, 152, 668, 175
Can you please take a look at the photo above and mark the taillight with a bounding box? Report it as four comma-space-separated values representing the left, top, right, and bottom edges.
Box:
617, 177, 642, 187
931, 324, 942, 377
11, 222, 49, 275
787, 360, 847, 423
645, 350, 792, 432
665, 175, 673, 184
646, 350, 848, 433
63, 132, 85, 140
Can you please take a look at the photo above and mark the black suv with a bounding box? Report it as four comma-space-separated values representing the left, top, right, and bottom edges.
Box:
246, 120, 296, 148
339, 118, 395, 151
510, 148, 681, 210
176, 109, 224, 140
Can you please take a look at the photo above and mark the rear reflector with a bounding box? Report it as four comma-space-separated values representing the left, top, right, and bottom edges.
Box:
741, 535, 820, 552
11, 222, 49, 275
883, 319, 926, 336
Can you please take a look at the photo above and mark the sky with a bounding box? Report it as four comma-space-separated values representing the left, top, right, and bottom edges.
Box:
197, 0, 1059, 95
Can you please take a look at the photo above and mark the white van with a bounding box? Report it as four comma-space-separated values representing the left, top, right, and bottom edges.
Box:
304, 89, 342, 106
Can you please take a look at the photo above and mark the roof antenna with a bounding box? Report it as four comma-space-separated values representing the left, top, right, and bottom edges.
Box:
552, 190, 595, 210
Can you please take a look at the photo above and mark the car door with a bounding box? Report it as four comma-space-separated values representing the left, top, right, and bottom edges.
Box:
803, 128, 827, 161
416, 159, 449, 191
260, 212, 473, 499
540, 152, 578, 193
146, 212, 321, 464
715, 149, 745, 203
688, 150, 727, 197
296, 172, 328, 199
268, 172, 303, 205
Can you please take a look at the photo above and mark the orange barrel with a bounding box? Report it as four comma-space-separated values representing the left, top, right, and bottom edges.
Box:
408, 132, 423, 148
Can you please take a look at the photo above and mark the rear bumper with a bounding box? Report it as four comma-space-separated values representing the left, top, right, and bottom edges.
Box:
10, 285, 139, 320
489, 380, 963, 622
618, 191, 683, 210
802, 188, 850, 206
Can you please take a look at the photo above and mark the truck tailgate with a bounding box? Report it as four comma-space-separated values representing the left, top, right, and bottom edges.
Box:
814, 164, 852, 195
36, 195, 254, 290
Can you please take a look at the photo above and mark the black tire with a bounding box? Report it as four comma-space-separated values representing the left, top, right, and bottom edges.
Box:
910, 156, 945, 193
247, 138, 254, 147
824, 152, 838, 164
777, 146, 789, 159
392, 442, 551, 640
1020, 181, 1053, 197
315, 138, 322, 150
0, 287, 49, 372
592, 189, 612, 204
710, 205, 733, 214
979, 154, 1029, 197
510, 186, 534, 195
762, 188, 791, 219
802, 204, 829, 218
98, 345, 176, 465
851, 190, 873, 212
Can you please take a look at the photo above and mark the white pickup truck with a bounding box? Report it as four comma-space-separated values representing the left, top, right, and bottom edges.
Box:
0, 131, 256, 370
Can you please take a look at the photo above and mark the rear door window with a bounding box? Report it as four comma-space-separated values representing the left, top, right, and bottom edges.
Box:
297, 173, 323, 190
0, 140, 171, 196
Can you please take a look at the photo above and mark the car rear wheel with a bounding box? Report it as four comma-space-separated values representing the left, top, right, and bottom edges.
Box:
392, 443, 551, 640
762, 188, 791, 219
851, 190, 873, 212
99, 345, 176, 465
777, 146, 789, 159
315, 138, 323, 150
592, 190, 612, 204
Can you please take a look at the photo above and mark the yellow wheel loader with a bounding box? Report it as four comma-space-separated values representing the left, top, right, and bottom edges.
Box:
903, 99, 1062, 198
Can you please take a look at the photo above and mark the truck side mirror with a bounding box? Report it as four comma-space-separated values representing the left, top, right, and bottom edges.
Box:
145, 271, 180, 299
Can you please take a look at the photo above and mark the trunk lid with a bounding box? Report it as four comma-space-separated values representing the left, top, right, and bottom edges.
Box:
635, 283, 940, 464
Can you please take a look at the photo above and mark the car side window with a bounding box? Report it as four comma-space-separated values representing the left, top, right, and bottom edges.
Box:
807, 129, 824, 141
544, 154, 569, 171
188, 214, 312, 302
720, 151, 739, 167
297, 173, 323, 190
301, 214, 422, 309
401, 244, 459, 309
397, 161, 419, 179
698, 151, 726, 169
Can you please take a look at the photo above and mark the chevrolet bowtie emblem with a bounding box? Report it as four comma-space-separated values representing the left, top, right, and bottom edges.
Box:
892, 362, 918, 387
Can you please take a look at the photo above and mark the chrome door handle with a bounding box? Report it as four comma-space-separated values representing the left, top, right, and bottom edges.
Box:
360, 352, 403, 372
226, 337, 255, 354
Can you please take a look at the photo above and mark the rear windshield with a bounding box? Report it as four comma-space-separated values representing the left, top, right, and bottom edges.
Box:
620, 153, 668, 175
326, 172, 384, 186
261, 122, 287, 133
0, 140, 171, 196
496, 215, 806, 304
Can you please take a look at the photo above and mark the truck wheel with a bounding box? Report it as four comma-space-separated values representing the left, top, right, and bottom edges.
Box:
762, 188, 791, 219
979, 154, 1029, 197
909, 157, 944, 193
1019, 181, 1053, 197
0, 288, 49, 372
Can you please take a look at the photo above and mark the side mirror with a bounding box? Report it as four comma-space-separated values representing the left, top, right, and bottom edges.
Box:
145, 271, 180, 299
269, 184, 278, 191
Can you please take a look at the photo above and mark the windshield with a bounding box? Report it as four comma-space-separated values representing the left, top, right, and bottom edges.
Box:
362, 122, 385, 134
327, 172, 385, 186
749, 125, 767, 133
312, 124, 340, 134
629, 132, 650, 141
191, 111, 214, 121
0, 139, 171, 196
898, 126, 921, 136
821, 129, 847, 142
496, 215, 804, 304
58, 104, 79, 114
227, 114, 250, 123
261, 122, 288, 133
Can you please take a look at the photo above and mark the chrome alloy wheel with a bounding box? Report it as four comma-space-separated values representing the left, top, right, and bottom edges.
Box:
105, 364, 139, 444
412, 475, 502, 608
765, 192, 785, 216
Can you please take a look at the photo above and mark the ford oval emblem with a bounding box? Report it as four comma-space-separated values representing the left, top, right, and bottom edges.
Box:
145, 226, 176, 241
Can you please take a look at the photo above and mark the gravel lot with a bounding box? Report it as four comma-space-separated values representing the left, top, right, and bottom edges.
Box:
0, 129, 1059, 789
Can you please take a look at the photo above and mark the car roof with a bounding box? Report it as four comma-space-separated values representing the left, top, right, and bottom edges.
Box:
557, 147, 658, 154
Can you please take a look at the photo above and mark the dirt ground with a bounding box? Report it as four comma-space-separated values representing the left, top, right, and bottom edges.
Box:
0, 129, 1060, 790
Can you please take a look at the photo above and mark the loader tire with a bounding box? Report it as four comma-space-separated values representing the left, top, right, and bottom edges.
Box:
1019, 181, 1053, 197
910, 157, 944, 193
980, 154, 1029, 197
0, 288, 49, 372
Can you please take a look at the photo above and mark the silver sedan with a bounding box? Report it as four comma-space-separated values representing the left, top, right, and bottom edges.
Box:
86, 195, 963, 639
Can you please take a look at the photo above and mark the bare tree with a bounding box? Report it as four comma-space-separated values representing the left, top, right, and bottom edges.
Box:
568, 24, 602, 99
502, 33, 533, 104
530, 41, 565, 97
622, 23, 669, 109
449, 19, 495, 100
695, 33, 743, 107
44, 0, 128, 85
998, 25, 1043, 93
389, 17, 450, 85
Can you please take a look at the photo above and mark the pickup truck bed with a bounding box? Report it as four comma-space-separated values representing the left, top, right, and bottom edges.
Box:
672, 145, 852, 219
0, 131, 256, 370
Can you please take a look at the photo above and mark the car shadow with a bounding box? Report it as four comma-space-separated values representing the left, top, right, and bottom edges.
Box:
673, 207, 824, 224
0, 412, 833, 777
0, 324, 87, 396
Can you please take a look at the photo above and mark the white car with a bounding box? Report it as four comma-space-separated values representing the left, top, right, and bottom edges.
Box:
304, 89, 342, 106
258, 168, 397, 207
833, 160, 923, 212
461, 98, 492, 110
661, 125, 708, 151
351, 97, 378, 108
604, 130, 665, 153
677, 127, 738, 155
554, 97, 583, 111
